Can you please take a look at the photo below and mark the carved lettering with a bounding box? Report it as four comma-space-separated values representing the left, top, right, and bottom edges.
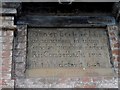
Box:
27, 28, 111, 69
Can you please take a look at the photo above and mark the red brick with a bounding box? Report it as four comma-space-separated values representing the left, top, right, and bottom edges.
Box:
112, 56, 116, 60
113, 56, 120, 62
92, 77, 102, 82
109, 32, 115, 36
2, 57, 10, 61
2, 51, 11, 58
112, 50, 120, 55
2, 61, 10, 68
111, 37, 117, 42
2, 59, 10, 65
2, 73, 11, 79
0, 80, 2, 85
117, 56, 120, 62
83, 85, 96, 88
82, 77, 91, 83
2, 80, 7, 85
3, 37, 13, 43
2, 31, 13, 37
6, 31, 13, 36
114, 43, 120, 48
2, 66, 10, 72
2, 43, 12, 50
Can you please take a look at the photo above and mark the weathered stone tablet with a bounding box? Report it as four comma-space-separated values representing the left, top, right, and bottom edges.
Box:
26, 28, 113, 77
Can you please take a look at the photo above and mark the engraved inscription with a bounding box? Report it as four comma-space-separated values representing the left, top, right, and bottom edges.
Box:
27, 28, 111, 69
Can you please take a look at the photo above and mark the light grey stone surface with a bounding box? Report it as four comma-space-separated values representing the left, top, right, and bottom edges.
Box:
27, 28, 112, 69
15, 77, 118, 88
13, 25, 27, 79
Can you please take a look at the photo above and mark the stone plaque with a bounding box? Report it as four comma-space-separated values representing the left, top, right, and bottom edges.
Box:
26, 28, 113, 77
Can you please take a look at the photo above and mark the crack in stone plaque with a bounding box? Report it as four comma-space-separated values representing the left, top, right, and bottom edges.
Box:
26, 28, 113, 77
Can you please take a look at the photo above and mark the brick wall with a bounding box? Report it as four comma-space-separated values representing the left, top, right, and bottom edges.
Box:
14, 25, 118, 88
1, 23, 119, 88
0, 16, 16, 89
2, 30, 14, 88
107, 25, 120, 73
0, 18, 119, 89
1, 2, 120, 88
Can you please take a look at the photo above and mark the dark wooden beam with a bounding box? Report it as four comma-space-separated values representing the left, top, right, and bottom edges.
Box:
17, 15, 116, 27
